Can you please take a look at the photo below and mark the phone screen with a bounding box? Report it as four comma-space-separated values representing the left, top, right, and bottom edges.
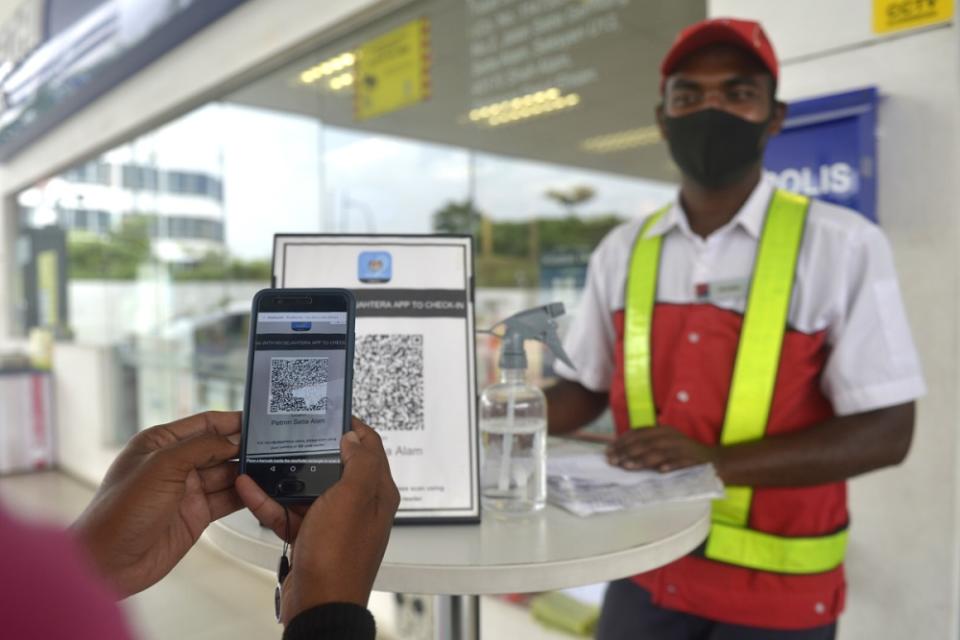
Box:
241, 290, 354, 501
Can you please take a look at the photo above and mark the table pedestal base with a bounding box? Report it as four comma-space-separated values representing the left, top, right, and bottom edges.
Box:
434, 595, 479, 640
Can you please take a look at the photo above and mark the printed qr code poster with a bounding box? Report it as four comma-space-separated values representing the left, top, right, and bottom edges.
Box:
353, 335, 424, 431
273, 235, 479, 522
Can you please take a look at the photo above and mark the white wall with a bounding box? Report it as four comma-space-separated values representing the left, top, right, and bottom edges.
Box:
710, 2, 960, 638
51, 343, 124, 485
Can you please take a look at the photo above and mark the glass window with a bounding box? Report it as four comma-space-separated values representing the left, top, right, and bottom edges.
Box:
97, 210, 112, 233
96, 162, 111, 185
122, 165, 140, 190
168, 172, 183, 193
15, 0, 702, 437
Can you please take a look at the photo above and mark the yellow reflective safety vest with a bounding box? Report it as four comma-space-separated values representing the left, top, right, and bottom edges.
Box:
624, 189, 848, 574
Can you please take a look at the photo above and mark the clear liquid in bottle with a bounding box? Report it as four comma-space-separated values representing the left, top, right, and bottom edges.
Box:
480, 370, 547, 514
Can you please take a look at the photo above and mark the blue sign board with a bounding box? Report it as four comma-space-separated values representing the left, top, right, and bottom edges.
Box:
764, 87, 878, 222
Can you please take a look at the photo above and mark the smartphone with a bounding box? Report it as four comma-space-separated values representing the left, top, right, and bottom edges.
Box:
239, 288, 355, 502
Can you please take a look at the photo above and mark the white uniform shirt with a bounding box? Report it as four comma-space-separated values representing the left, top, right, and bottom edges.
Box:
555, 175, 926, 416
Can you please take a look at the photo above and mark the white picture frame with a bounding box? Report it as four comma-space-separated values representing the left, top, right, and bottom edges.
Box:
272, 234, 479, 523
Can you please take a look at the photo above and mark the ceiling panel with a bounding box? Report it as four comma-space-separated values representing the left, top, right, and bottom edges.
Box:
224, 0, 706, 182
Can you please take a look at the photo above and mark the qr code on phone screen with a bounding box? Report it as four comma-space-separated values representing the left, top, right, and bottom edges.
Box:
268, 357, 329, 415
353, 334, 424, 431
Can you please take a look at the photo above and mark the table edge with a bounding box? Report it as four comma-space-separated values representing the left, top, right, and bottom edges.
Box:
207, 502, 711, 595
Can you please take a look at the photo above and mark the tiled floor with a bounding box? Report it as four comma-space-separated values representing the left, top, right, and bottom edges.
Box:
0, 471, 578, 640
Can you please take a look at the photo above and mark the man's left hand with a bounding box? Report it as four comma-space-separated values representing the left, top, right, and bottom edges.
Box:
72, 411, 244, 597
606, 426, 717, 473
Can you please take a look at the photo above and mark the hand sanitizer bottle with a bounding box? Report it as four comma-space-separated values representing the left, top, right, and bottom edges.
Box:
480, 303, 575, 515
480, 333, 548, 513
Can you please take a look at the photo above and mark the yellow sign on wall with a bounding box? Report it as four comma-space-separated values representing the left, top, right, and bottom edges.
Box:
355, 18, 431, 121
36, 250, 58, 327
873, 0, 953, 34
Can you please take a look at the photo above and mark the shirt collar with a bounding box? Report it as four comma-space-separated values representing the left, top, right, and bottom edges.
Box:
644, 174, 777, 240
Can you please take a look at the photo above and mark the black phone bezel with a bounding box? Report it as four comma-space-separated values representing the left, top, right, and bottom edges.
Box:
239, 288, 356, 504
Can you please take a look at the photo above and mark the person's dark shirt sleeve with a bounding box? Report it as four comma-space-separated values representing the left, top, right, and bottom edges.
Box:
283, 603, 376, 640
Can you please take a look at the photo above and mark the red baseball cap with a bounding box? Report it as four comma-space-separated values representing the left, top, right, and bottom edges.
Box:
660, 18, 778, 93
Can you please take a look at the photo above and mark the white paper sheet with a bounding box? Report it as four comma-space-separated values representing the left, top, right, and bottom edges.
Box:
547, 453, 724, 517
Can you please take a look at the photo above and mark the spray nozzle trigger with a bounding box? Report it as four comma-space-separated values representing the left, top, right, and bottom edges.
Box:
488, 303, 576, 371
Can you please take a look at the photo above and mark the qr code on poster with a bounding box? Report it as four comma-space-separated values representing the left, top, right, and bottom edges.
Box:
268, 357, 329, 415
353, 334, 424, 431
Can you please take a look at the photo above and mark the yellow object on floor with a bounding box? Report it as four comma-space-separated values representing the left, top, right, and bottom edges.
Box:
530, 591, 600, 637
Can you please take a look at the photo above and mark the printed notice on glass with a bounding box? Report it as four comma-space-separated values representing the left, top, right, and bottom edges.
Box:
273, 235, 478, 523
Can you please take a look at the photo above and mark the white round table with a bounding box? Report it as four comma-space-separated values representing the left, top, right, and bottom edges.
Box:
208, 441, 712, 639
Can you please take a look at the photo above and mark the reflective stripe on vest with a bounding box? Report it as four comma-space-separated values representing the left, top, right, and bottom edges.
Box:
624, 189, 848, 575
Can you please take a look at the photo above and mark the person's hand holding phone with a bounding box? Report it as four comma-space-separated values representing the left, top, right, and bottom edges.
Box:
72, 411, 244, 597
236, 418, 400, 625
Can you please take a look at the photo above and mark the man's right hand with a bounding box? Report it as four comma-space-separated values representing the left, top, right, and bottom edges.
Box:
606, 425, 717, 473
235, 418, 400, 625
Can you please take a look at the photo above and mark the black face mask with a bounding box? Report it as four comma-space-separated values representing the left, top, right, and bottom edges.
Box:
664, 108, 770, 189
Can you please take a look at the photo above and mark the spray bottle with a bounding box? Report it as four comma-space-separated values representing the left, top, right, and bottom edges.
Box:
479, 303, 575, 514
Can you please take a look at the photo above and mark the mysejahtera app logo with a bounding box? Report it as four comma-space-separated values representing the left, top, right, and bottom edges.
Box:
358, 251, 392, 283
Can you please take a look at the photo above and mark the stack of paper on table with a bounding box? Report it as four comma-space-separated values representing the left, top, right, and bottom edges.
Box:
547, 453, 724, 517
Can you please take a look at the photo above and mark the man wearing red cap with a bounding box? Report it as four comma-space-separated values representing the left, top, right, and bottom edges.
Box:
548, 18, 925, 639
